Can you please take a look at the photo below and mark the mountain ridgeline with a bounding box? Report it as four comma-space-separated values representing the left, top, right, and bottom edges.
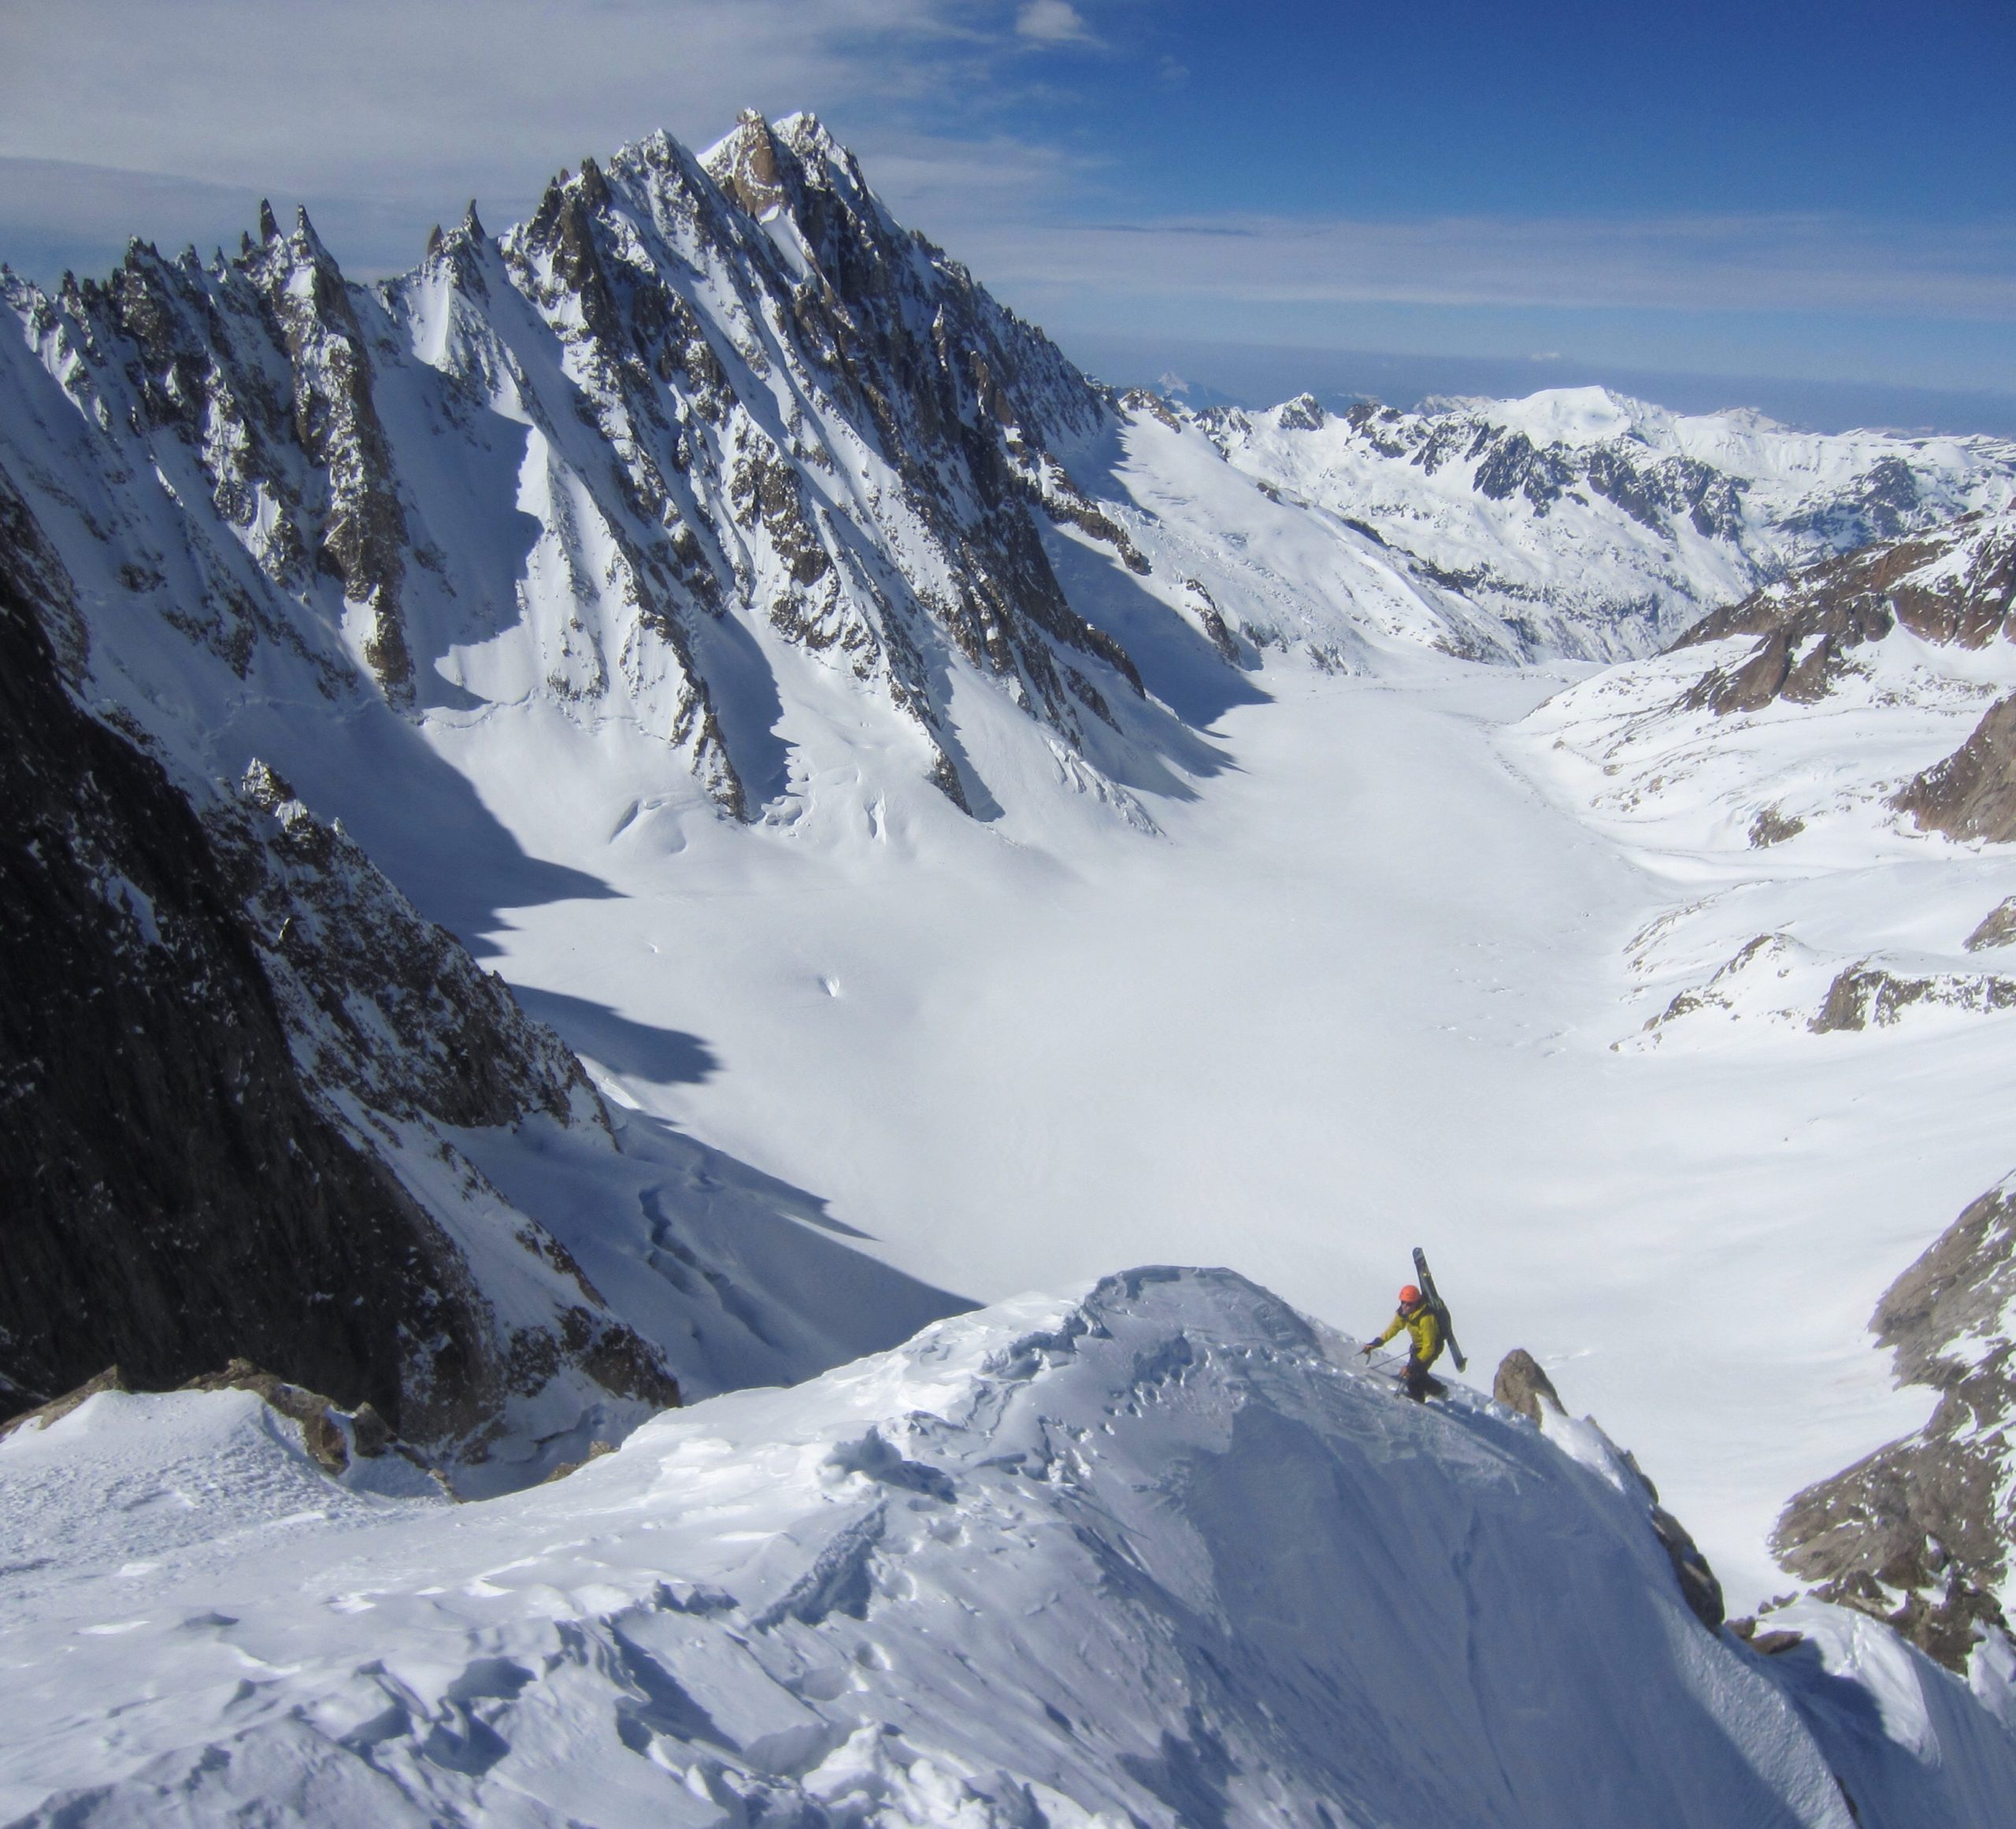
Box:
0, 475, 677, 1455
6, 105, 2016, 1569
0, 111, 1154, 826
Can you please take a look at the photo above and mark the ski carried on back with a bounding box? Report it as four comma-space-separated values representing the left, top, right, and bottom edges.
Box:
1413, 1247, 1466, 1373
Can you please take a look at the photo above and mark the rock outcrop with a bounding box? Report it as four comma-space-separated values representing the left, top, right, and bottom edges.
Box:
1773, 1174, 2016, 1671
1895, 692, 2016, 843
1811, 960, 2016, 1032
1, 1360, 398, 1478
1671, 508, 2016, 716
0, 470, 676, 1465
1491, 1345, 1563, 1423
1965, 896, 2016, 951
177, 1357, 393, 1474
1492, 1349, 1725, 1633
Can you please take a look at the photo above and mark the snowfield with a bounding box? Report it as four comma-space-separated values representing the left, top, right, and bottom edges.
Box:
5, 1267, 2010, 1827
428, 638, 2014, 1618
6, 106, 2016, 1820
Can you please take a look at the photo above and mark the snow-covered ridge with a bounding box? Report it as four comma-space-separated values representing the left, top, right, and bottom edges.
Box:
0, 109, 1199, 836
6, 1266, 2009, 1827
1180, 384, 2016, 660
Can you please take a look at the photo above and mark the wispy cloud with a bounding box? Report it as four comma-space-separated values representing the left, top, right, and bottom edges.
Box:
0, 0, 1026, 275
958, 210, 2016, 321
0, 0, 969, 194
2, 0, 2008, 402
1016, 1, 1094, 45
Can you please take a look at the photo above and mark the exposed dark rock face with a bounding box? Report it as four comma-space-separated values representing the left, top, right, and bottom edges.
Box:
1672, 510, 2016, 716
1, 503, 467, 1429
0, 476, 675, 1457
1647, 1503, 1728, 1634
1773, 1175, 2016, 1671
1810, 961, 2016, 1032
1965, 896, 2016, 952
1492, 1349, 1724, 1631
1748, 807, 1806, 848
1894, 694, 2016, 843
213, 758, 603, 1134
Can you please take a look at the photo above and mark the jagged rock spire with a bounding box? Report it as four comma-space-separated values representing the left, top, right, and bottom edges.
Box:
710, 108, 788, 217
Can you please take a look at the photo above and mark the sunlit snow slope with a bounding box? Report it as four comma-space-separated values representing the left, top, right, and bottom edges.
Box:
8, 106, 2016, 1627
1188, 388, 2016, 659
6, 1267, 2010, 1828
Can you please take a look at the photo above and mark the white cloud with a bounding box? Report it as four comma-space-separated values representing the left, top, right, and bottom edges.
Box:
0, 0, 967, 197
954, 210, 2016, 322
0, 0, 1063, 277
1, 0, 2007, 400
1016, 1, 1092, 44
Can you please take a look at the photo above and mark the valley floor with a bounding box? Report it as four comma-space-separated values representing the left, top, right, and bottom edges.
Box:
384, 653, 2015, 1608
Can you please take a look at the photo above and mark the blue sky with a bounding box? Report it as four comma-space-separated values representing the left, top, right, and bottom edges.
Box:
2, 1, 2010, 422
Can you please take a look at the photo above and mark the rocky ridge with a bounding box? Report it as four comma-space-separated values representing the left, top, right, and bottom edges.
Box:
0, 111, 1169, 829
0, 480, 683, 1469
1664, 507, 2016, 846
1773, 1173, 2016, 1675
1184, 388, 2016, 659
1674, 510, 2016, 714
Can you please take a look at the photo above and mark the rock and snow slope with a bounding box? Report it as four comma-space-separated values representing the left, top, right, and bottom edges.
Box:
1184, 388, 2016, 660
1508, 506, 2016, 1053
9, 102, 2016, 1809
0, 454, 963, 1483
1506, 510, 2016, 1665
5, 1267, 2011, 1828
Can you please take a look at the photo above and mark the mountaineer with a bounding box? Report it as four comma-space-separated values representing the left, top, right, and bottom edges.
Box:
1360, 1282, 1446, 1401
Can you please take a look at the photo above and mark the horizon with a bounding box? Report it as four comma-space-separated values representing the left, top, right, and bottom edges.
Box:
3, 2, 2013, 432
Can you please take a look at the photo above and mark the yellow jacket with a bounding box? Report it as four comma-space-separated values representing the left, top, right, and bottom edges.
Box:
1375, 1303, 1443, 1365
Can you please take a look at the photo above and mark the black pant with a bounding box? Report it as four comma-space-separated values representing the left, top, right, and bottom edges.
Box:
1402, 1353, 1435, 1399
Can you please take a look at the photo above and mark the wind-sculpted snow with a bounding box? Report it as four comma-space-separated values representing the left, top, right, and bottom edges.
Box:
4, 1267, 2009, 1827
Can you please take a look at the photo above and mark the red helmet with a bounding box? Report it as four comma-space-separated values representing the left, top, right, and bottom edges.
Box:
1398, 1284, 1421, 1305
